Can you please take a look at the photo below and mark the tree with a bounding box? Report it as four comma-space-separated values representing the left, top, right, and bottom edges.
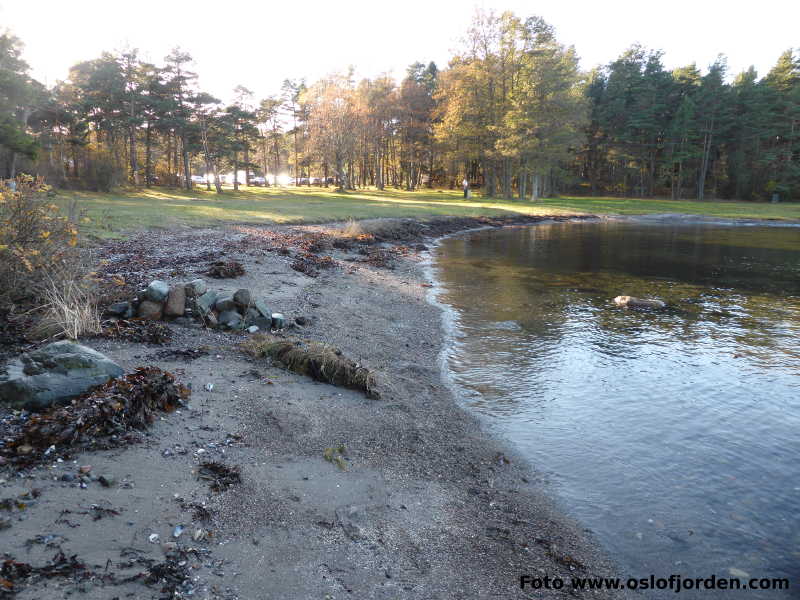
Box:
304, 73, 357, 192
163, 48, 196, 190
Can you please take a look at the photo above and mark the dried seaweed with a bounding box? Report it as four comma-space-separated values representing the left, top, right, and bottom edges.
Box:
197, 461, 241, 492
290, 253, 336, 277
0, 551, 86, 596
242, 334, 379, 399
0, 367, 189, 466
206, 260, 245, 279
98, 319, 172, 345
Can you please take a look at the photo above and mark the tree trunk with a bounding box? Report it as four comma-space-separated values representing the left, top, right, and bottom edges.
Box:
335, 152, 346, 192
244, 145, 250, 186
212, 160, 222, 193
145, 123, 152, 188
531, 173, 540, 202
181, 131, 191, 190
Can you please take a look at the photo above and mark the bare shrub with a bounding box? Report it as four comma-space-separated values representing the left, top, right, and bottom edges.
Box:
0, 175, 80, 306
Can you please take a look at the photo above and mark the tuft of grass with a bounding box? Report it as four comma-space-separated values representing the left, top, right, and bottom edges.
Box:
323, 445, 348, 471
339, 217, 425, 240
34, 277, 100, 340
242, 334, 379, 399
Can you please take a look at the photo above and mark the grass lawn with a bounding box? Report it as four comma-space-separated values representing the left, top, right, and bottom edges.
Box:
54, 186, 800, 238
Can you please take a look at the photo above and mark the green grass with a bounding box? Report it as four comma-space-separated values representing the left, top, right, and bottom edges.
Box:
53, 186, 800, 238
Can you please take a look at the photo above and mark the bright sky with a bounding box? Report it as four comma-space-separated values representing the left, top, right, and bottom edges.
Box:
2, 0, 798, 102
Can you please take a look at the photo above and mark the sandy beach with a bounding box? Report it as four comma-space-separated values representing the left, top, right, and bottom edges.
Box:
0, 217, 633, 599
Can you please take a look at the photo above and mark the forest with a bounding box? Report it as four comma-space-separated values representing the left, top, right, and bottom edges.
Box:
1, 10, 799, 202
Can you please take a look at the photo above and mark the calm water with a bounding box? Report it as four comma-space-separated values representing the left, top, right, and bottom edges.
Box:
432, 220, 800, 598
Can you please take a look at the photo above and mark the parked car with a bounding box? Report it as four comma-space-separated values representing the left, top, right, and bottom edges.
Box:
298, 177, 310, 185
310, 177, 323, 185
250, 176, 266, 186
190, 175, 207, 184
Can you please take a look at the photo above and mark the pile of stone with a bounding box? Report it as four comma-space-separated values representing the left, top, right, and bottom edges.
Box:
105, 279, 285, 333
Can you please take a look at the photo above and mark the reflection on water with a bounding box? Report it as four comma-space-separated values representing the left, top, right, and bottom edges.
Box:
434, 221, 800, 598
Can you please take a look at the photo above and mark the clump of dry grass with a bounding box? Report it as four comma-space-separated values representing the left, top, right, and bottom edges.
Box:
339, 218, 424, 241
242, 334, 379, 399
34, 277, 101, 340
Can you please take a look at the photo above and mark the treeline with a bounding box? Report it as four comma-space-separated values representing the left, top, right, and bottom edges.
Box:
1, 10, 798, 200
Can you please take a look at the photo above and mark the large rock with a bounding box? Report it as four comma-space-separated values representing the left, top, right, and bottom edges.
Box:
215, 295, 236, 313
254, 299, 271, 319
145, 280, 170, 302
106, 301, 133, 319
218, 310, 242, 330
194, 290, 218, 316
0, 341, 124, 410
138, 300, 163, 320
185, 279, 207, 298
164, 285, 186, 317
233, 289, 251, 307
613, 296, 666, 310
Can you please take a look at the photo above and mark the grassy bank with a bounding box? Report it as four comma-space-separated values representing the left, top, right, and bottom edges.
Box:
54, 186, 800, 237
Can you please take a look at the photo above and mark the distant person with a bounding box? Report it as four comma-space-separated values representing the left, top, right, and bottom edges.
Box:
462, 178, 469, 198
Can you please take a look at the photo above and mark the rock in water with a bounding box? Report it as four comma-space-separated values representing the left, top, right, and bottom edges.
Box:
164, 285, 186, 317
138, 300, 163, 320
0, 341, 124, 410
146, 280, 170, 302
613, 296, 666, 309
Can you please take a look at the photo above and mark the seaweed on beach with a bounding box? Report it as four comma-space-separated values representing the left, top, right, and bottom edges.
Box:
241, 334, 379, 399
0, 551, 88, 596
206, 260, 245, 279
97, 318, 172, 345
197, 461, 241, 492
0, 367, 189, 466
290, 253, 335, 277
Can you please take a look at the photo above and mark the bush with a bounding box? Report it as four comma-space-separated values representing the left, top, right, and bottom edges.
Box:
0, 175, 80, 306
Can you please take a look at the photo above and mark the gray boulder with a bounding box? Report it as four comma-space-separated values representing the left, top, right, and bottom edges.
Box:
195, 290, 218, 316
138, 300, 163, 320
185, 279, 207, 298
146, 280, 170, 302
106, 301, 133, 319
233, 289, 251, 307
254, 299, 271, 319
0, 341, 125, 410
218, 310, 242, 329
251, 316, 272, 331
215, 295, 236, 313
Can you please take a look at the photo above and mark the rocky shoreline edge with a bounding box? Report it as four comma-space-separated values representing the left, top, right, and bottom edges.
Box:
0, 215, 634, 599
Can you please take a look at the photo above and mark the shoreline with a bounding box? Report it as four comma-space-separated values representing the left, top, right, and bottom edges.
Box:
0, 216, 634, 599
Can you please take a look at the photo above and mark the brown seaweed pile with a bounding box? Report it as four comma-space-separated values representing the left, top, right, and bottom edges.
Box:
290, 253, 336, 277
98, 319, 172, 345
197, 461, 241, 492
0, 367, 189, 466
206, 260, 245, 279
242, 334, 378, 398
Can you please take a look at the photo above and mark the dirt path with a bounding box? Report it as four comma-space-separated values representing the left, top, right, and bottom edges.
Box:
1, 218, 632, 599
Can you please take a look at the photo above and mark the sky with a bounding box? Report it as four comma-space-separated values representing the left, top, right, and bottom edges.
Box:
1, 0, 798, 103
